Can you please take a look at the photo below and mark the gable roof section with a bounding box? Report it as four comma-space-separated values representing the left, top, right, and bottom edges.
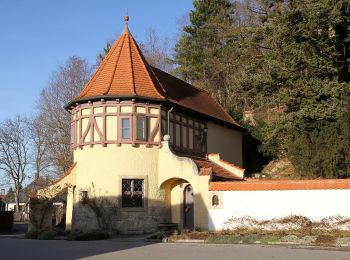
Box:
175, 152, 243, 181
151, 67, 239, 126
72, 20, 240, 127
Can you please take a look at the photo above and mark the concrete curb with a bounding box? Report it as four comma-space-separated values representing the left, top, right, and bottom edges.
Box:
0, 234, 25, 239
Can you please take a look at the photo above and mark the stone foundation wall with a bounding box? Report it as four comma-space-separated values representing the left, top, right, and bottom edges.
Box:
72, 205, 167, 234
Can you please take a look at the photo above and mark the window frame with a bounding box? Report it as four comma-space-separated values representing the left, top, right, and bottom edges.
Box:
120, 176, 147, 211
135, 116, 148, 141
70, 123, 76, 145
120, 116, 132, 140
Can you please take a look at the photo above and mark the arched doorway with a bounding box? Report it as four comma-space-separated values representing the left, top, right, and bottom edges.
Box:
183, 184, 194, 230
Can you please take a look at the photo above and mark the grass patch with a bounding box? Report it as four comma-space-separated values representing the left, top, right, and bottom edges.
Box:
167, 228, 350, 247
242, 234, 259, 244
207, 234, 241, 244
260, 235, 280, 245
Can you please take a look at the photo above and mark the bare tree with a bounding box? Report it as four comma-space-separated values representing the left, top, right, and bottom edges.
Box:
28, 114, 53, 192
0, 115, 30, 212
36, 56, 91, 176
140, 28, 174, 73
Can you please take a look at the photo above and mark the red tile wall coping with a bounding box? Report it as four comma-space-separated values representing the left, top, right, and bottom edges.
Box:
209, 178, 350, 191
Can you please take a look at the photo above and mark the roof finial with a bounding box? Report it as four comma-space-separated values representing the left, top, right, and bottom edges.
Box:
124, 7, 129, 32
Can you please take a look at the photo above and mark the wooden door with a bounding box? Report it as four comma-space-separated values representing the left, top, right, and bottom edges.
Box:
183, 184, 194, 229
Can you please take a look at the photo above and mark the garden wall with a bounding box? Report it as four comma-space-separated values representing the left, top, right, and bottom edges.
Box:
208, 179, 350, 231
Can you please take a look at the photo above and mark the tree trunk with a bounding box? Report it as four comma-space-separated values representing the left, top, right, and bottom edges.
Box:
15, 187, 20, 212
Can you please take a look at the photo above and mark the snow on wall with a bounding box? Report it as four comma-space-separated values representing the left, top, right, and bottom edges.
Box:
208, 189, 350, 231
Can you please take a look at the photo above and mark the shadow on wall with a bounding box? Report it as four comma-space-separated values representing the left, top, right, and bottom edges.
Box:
70, 193, 210, 234
31, 191, 211, 235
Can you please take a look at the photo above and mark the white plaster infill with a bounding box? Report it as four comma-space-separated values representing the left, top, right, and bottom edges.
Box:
207, 153, 245, 178
158, 135, 199, 187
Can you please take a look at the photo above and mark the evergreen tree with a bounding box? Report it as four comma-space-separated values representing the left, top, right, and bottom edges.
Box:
173, 0, 241, 110
174, 0, 350, 178
253, 0, 350, 178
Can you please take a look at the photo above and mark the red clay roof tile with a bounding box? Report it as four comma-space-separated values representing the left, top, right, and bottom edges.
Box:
48, 162, 77, 187
209, 178, 350, 191
181, 154, 242, 180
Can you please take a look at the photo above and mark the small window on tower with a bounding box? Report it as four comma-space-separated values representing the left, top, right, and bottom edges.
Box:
121, 118, 131, 139
70, 123, 75, 145
136, 117, 147, 140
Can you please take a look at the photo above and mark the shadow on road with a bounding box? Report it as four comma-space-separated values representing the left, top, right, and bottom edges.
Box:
0, 237, 155, 259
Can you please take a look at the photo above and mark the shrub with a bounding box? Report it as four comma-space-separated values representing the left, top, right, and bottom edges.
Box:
25, 230, 41, 239
68, 230, 110, 241
26, 229, 57, 240
37, 230, 57, 240
194, 227, 202, 232
53, 227, 67, 236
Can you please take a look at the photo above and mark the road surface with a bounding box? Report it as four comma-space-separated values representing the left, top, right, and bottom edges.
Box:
1, 238, 349, 260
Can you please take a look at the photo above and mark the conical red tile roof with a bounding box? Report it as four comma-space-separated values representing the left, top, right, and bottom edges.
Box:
73, 19, 241, 128
78, 24, 166, 100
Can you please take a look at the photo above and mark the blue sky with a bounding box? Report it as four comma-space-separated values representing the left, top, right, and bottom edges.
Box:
0, 0, 193, 121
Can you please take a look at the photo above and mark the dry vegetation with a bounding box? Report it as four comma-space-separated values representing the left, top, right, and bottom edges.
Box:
167, 215, 350, 247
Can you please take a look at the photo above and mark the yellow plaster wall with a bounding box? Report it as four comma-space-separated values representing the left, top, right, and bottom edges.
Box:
74, 144, 162, 206
158, 140, 210, 230
207, 121, 243, 167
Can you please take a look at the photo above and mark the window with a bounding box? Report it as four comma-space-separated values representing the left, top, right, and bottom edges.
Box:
122, 179, 144, 208
80, 191, 89, 205
70, 123, 75, 145
121, 118, 131, 139
212, 195, 219, 206
136, 117, 147, 140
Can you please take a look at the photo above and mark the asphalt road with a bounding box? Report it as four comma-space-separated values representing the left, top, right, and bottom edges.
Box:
0, 239, 349, 260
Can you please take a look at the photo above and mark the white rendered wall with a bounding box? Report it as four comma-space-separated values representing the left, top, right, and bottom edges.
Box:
208, 189, 350, 231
